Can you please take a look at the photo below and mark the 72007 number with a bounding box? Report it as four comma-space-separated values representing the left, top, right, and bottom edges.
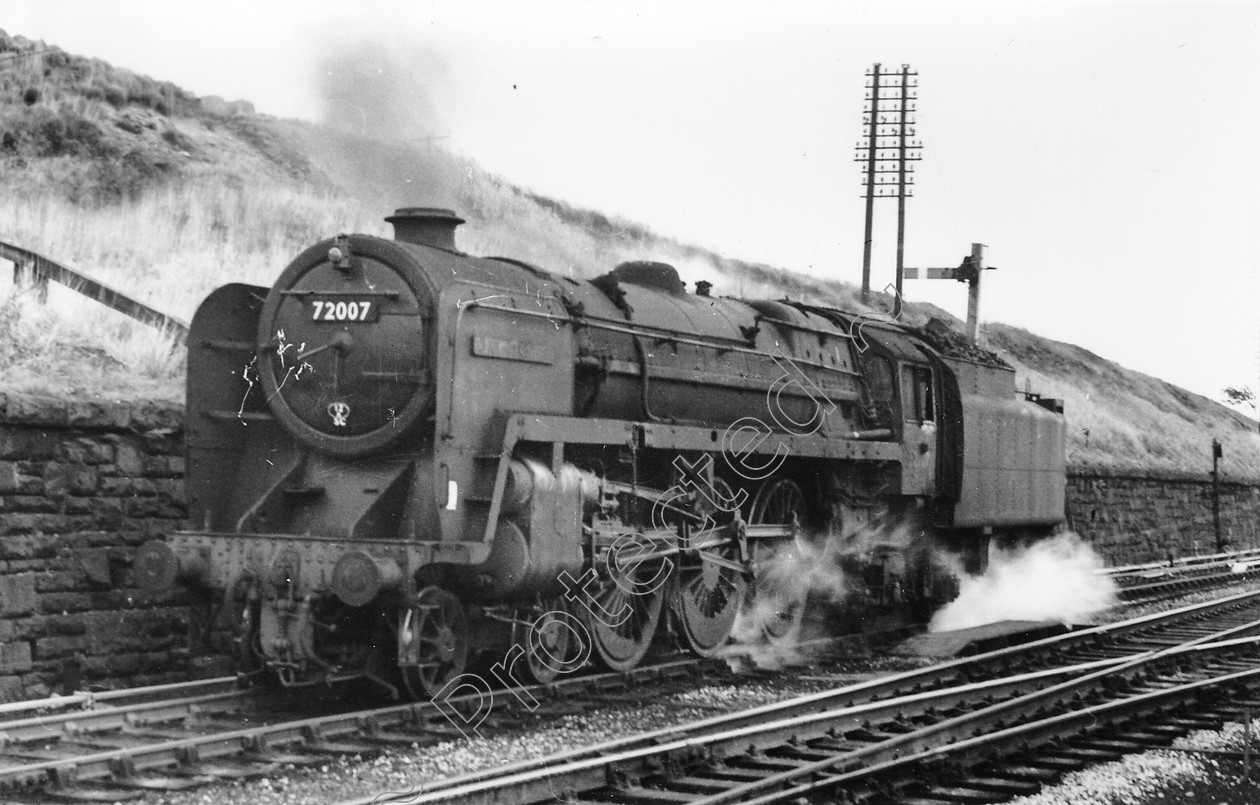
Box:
310, 300, 377, 322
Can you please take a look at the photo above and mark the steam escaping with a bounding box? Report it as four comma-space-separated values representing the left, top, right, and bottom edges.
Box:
929, 532, 1117, 632
725, 536, 832, 669
724, 520, 922, 668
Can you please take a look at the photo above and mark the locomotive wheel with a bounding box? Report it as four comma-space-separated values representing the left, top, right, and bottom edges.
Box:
675, 543, 746, 656
750, 478, 807, 526
747, 478, 809, 641
511, 598, 575, 684
399, 587, 469, 699
584, 560, 666, 672
673, 479, 747, 656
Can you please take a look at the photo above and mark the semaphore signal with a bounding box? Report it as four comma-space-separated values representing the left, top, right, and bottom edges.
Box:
856, 63, 922, 304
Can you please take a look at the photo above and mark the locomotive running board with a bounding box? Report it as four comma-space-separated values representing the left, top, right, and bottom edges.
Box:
478, 412, 900, 545
497, 413, 902, 460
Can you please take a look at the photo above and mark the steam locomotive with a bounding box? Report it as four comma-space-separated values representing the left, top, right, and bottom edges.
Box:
135, 208, 1066, 698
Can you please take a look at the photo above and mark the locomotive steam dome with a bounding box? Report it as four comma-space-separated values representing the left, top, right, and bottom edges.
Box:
255, 222, 442, 455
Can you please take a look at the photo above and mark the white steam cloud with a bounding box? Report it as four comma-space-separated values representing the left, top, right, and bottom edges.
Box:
724, 520, 921, 668
929, 532, 1117, 632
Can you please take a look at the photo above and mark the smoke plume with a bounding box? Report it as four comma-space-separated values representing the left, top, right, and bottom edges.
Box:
317, 38, 449, 142
312, 39, 463, 212
929, 532, 1117, 632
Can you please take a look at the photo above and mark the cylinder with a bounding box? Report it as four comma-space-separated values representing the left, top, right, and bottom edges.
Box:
331, 551, 404, 607
500, 459, 539, 515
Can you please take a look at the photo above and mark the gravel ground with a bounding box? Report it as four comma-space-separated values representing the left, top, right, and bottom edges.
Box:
1008, 719, 1260, 805
1095, 580, 1260, 624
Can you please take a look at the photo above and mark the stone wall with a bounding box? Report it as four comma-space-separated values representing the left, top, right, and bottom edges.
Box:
1067, 468, 1260, 565
0, 392, 200, 699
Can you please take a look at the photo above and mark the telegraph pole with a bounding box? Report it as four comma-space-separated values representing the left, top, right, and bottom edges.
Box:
1212, 439, 1223, 551
855, 64, 922, 302
859, 64, 881, 304
893, 64, 915, 305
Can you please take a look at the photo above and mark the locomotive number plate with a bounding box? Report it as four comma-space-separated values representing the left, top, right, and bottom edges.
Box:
309, 299, 380, 322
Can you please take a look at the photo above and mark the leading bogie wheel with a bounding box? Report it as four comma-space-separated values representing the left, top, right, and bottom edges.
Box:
511, 598, 580, 684
399, 586, 469, 699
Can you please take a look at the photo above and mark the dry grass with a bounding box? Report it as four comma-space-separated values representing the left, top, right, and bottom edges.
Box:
0, 282, 182, 401
0, 176, 381, 320
987, 323, 1260, 479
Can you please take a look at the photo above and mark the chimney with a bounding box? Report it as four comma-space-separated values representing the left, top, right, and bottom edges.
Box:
385, 208, 464, 250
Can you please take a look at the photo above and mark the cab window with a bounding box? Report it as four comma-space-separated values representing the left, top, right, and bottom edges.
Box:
901, 364, 935, 422
865, 356, 895, 402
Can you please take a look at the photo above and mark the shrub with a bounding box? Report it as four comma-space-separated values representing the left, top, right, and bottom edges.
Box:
114, 116, 142, 135
37, 116, 66, 154
161, 127, 192, 152
103, 85, 125, 107
87, 147, 173, 202
129, 89, 160, 110
22, 87, 39, 106
64, 115, 109, 156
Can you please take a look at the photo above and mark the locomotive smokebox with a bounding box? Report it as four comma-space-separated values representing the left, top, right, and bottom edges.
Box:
385, 207, 465, 250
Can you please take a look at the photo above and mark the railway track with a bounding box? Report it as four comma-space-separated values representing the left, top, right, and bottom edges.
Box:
1, 578, 1255, 802
1109, 548, 1260, 604
332, 587, 1260, 805
0, 650, 781, 802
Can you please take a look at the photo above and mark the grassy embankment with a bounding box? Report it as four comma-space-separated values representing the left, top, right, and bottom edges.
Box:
0, 29, 1256, 478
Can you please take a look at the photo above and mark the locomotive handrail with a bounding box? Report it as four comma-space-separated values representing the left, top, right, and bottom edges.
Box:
0, 239, 189, 341
465, 300, 863, 378
279, 289, 401, 298
470, 300, 751, 345
754, 313, 857, 341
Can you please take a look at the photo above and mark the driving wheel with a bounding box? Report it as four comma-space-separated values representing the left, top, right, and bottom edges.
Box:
673, 479, 747, 656
747, 477, 809, 641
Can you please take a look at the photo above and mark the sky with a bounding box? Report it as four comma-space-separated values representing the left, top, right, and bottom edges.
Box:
6, 0, 1260, 402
